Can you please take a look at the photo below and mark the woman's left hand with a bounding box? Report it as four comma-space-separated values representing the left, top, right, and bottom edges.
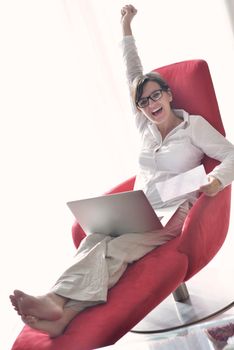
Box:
199, 176, 222, 197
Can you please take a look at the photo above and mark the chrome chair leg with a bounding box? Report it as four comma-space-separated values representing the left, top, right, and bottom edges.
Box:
173, 283, 189, 302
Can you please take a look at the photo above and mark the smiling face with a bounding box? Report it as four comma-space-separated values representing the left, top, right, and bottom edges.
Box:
138, 81, 174, 126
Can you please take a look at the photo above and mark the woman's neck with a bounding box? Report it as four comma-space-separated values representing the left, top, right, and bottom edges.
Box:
158, 112, 182, 140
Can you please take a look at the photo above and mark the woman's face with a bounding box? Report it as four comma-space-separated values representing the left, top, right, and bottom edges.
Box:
138, 81, 173, 126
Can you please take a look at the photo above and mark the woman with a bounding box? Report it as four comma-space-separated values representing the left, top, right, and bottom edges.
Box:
10, 4, 234, 338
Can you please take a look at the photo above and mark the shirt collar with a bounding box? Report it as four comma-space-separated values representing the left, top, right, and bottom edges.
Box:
173, 109, 189, 125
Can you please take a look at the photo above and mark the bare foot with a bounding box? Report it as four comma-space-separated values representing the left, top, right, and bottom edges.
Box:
10, 294, 22, 315
21, 307, 79, 338
21, 315, 64, 338
12, 290, 65, 321
22, 315, 38, 325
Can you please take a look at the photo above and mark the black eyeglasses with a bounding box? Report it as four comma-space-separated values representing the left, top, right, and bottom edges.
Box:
137, 89, 164, 108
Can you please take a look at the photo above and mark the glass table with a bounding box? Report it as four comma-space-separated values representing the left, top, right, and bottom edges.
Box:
98, 314, 234, 350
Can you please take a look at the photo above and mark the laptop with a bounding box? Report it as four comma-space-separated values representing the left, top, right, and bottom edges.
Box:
66, 190, 163, 236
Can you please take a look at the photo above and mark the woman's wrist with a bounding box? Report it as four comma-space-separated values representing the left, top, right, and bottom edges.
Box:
122, 22, 132, 36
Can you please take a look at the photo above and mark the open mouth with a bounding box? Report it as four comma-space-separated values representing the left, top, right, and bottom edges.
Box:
152, 107, 163, 117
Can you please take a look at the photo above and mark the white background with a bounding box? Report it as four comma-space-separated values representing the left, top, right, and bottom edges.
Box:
0, 1, 234, 349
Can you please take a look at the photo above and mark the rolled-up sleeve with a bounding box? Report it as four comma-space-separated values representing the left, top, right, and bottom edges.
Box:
191, 116, 234, 187
121, 35, 143, 85
120, 35, 147, 132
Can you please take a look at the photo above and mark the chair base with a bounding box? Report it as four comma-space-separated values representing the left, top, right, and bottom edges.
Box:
131, 264, 234, 334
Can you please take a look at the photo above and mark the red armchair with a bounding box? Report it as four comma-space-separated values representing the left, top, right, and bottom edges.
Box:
11, 60, 231, 350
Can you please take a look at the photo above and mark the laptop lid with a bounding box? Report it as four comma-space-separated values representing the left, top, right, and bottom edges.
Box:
67, 190, 163, 236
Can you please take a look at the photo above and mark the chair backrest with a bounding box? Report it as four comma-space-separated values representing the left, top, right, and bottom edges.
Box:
154, 59, 224, 173
155, 59, 224, 134
155, 60, 231, 278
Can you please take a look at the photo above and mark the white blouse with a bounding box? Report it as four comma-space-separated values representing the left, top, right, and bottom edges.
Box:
121, 35, 234, 214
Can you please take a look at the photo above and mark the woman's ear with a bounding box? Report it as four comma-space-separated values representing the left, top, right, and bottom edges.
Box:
167, 88, 173, 102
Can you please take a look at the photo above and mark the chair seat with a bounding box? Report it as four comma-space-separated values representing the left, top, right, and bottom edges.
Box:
11, 246, 188, 350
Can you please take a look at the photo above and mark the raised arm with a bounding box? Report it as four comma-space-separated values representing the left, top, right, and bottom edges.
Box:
120, 5, 143, 85
120, 5, 145, 122
121, 4, 137, 36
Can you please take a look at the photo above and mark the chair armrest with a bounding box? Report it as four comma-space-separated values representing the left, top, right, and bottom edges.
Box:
104, 176, 136, 195
178, 185, 231, 279
71, 221, 86, 249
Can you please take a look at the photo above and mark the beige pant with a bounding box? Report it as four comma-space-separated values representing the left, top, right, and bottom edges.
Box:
51, 202, 189, 312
